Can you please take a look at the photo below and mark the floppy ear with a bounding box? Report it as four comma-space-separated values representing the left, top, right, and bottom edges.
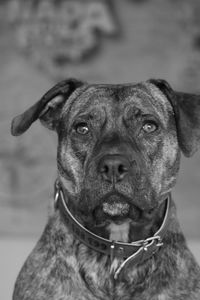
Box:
149, 79, 200, 157
11, 78, 84, 136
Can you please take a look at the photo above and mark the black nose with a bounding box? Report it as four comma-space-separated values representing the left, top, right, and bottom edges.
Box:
98, 155, 130, 183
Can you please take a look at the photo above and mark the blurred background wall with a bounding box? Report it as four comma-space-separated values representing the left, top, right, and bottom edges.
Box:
0, 0, 200, 299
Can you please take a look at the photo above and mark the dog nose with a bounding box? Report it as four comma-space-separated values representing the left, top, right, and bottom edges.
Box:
99, 155, 130, 183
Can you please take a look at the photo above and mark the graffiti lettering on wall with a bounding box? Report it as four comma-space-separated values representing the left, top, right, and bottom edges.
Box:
3, 0, 118, 74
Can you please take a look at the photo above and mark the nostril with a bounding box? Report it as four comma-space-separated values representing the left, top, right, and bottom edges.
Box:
98, 155, 130, 183
100, 164, 109, 174
118, 164, 127, 175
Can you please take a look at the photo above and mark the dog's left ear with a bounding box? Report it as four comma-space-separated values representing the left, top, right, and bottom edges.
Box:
11, 78, 84, 136
149, 79, 200, 157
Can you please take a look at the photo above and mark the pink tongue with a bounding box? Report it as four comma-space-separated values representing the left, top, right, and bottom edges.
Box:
103, 197, 130, 216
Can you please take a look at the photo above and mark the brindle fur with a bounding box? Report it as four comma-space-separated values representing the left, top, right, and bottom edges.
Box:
11, 79, 200, 300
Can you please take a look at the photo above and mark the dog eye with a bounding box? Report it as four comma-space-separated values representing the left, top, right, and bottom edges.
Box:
75, 122, 89, 135
142, 121, 158, 133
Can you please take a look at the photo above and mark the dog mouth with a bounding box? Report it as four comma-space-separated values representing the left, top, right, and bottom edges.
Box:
102, 194, 130, 217
93, 193, 141, 225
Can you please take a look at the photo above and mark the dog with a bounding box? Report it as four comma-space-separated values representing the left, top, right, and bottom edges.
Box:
11, 79, 200, 299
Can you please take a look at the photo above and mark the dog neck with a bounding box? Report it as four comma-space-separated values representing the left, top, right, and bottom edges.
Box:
54, 180, 172, 280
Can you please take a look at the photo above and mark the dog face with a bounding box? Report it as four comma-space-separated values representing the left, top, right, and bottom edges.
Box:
57, 83, 180, 236
11, 79, 200, 241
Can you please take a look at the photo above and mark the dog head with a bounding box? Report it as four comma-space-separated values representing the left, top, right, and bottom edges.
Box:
11, 79, 200, 242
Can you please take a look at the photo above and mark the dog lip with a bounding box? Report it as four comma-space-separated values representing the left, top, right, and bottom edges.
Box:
101, 193, 130, 217
103, 201, 130, 217
93, 192, 145, 225
101, 191, 131, 202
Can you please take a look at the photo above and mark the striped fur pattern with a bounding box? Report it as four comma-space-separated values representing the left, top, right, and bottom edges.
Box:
12, 79, 200, 299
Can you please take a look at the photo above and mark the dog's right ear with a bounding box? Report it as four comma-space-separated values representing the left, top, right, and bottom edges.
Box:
11, 79, 84, 136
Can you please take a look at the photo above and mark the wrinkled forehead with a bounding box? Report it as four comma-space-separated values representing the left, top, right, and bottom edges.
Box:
63, 82, 174, 125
